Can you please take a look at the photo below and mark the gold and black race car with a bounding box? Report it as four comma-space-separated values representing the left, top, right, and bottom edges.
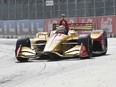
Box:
15, 23, 107, 62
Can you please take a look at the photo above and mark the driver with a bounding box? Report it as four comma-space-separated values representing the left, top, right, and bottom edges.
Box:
56, 25, 67, 34
59, 14, 69, 34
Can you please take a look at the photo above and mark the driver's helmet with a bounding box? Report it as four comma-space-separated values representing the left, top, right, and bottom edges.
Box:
56, 25, 65, 32
58, 25, 65, 30
56, 25, 67, 34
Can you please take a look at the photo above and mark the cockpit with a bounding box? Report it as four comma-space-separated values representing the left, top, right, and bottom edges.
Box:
56, 25, 67, 35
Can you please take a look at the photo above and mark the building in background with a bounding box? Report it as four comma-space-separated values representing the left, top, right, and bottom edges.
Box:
0, 0, 115, 20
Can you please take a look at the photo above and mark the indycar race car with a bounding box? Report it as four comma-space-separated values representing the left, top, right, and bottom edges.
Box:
15, 23, 107, 62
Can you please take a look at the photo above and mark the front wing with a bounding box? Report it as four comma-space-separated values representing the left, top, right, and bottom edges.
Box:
16, 43, 90, 59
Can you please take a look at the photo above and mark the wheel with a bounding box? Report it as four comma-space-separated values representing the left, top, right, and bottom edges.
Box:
102, 31, 108, 55
78, 34, 92, 59
15, 38, 31, 62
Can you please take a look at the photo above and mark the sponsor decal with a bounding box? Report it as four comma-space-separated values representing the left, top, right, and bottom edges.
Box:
69, 19, 74, 23
31, 22, 34, 34
37, 23, 43, 32
17, 23, 20, 34
9, 24, 15, 32
101, 17, 112, 32
48, 20, 58, 31
22, 23, 29, 32
81, 18, 93, 23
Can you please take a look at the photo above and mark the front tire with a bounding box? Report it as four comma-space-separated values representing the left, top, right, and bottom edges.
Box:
15, 38, 31, 62
78, 34, 92, 59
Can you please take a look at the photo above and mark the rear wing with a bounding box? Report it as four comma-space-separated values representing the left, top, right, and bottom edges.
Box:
53, 23, 93, 31
69, 23, 93, 31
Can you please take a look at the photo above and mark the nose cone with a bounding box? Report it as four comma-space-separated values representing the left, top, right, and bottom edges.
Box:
44, 33, 68, 52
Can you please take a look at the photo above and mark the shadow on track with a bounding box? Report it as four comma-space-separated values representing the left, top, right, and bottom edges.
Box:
16, 53, 110, 63
36, 53, 111, 62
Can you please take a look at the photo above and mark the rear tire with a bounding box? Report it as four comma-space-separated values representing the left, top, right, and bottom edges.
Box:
78, 34, 92, 59
102, 31, 107, 55
15, 38, 31, 62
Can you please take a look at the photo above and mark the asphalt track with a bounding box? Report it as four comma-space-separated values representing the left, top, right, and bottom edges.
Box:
0, 38, 116, 87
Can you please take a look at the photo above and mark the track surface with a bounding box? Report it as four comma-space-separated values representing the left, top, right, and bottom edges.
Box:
0, 38, 116, 87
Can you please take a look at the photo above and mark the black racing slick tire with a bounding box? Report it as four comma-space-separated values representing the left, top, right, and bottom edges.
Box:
15, 38, 31, 62
78, 34, 92, 59
102, 31, 108, 55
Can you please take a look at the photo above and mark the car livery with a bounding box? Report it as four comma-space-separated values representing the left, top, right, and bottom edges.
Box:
15, 23, 107, 62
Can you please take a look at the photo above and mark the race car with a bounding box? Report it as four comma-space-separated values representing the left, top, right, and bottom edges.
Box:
15, 23, 107, 62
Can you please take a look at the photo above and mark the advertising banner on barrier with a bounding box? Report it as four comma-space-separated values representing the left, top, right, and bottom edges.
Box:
44, 18, 59, 32
3, 20, 16, 37
97, 16, 116, 34
16, 20, 31, 36
2, 16, 116, 37
78, 17, 97, 30
0, 21, 4, 37
16, 19, 44, 37
30, 19, 44, 35
44, 18, 78, 32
